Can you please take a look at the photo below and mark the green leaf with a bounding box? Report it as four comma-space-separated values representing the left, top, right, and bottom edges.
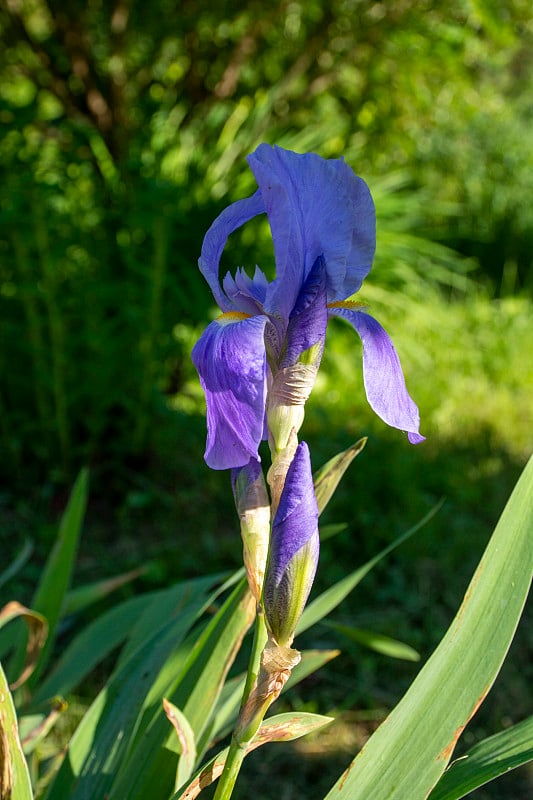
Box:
319, 522, 348, 542
208, 648, 340, 751
0, 662, 33, 799
62, 566, 148, 615
19, 698, 67, 755
163, 700, 197, 790
313, 438, 367, 515
0, 539, 33, 591
32, 594, 150, 704
325, 455, 533, 800
174, 712, 334, 800
325, 621, 420, 661
26, 469, 89, 684
0, 601, 48, 689
43, 574, 223, 800
297, 502, 442, 635
428, 714, 533, 800
109, 579, 254, 800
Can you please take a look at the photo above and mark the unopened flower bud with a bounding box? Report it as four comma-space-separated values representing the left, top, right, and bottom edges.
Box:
231, 458, 270, 602
263, 442, 319, 646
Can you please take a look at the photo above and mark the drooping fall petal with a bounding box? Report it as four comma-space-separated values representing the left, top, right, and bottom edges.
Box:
191, 313, 271, 469
328, 306, 424, 443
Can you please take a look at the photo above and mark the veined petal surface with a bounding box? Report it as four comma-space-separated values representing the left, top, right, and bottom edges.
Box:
329, 307, 424, 444
198, 190, 266, 311
263, 441, 320, 645
191, 314, 270, 468
268, 442, 319, 579
248, 144, 376, 318
281, 255, 328, 369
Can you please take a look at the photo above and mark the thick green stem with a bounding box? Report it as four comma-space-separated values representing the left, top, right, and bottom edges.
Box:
213, 611, 267, 800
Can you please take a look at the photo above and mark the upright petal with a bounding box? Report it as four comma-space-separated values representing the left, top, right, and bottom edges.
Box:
328, 306, 425, 443
191, 313, 270, 469
247, 144, 376, 318
199, 190, 266, 312
263, 442, 320, 646
222, 266, 269, 315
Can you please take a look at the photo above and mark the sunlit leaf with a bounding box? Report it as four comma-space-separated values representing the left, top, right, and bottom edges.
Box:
25, 469, 89, 685
164, 699, 197, 790
428, 714, 533, 800
19, 698, 67, 755
0, 662, 33, 800
109, 579, 254, 800
313, 438, 367, 515
173, 712, 334, 800
325, 455, 533, 800
0, 601, 48, 689
325, 621, 420, 661
43, 573, 226, 800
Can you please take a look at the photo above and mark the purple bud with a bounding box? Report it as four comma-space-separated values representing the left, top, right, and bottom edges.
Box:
263, 442, 319, 646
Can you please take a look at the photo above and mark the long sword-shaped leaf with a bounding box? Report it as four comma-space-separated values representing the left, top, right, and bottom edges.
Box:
25, 469, 88, 685
428, 714, 533, 800
297, 501, 442, 636
314, 438, 367, 515
174, 712, 334, 800
0, 662, 33, 800
325, 455, 533, 800
43, 574, 221, 800
108, 579, 254, 800
0, 602, 48, 689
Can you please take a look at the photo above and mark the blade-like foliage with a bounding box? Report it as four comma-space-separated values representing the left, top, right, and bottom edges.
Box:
314, 438, 367, 515
108, 579, 254, 800
173, 712, 334, 800
26, 469, 89, 684
43, 573, 225, 799
0, 662, 33, 800
0, 602, 48, 689
0, 540, 33, 591
428, 714, 533, 800
325, 621, 420, 662
297, 502, 442, 636
325, 455, 533, 800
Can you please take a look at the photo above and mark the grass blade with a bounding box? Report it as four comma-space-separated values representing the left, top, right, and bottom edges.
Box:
297, 501, 443, 635
428, 714, 533, 800
0, 662, 33, 799
325, 455, 533, 800
27, 469, 89, 684
325, 621, 420, 661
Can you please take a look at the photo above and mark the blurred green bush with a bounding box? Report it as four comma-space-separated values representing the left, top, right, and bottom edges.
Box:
0, 0, 532, 489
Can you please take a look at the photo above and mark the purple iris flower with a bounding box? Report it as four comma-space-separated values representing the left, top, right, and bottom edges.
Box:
192, 144, 424, 469
263, 441, 319, 646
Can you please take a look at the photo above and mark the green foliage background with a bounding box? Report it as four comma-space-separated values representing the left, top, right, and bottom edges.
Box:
1, 2, 532, 797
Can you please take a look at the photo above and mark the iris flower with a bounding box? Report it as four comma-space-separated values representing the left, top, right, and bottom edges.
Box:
192, 144, 424, 469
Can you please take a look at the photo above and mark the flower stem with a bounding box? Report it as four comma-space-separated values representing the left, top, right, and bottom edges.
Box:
213, 609, 268, 800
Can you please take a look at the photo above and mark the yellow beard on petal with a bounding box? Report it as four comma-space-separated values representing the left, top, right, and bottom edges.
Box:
216, 311, 253, 325
327, 299, 368, 310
